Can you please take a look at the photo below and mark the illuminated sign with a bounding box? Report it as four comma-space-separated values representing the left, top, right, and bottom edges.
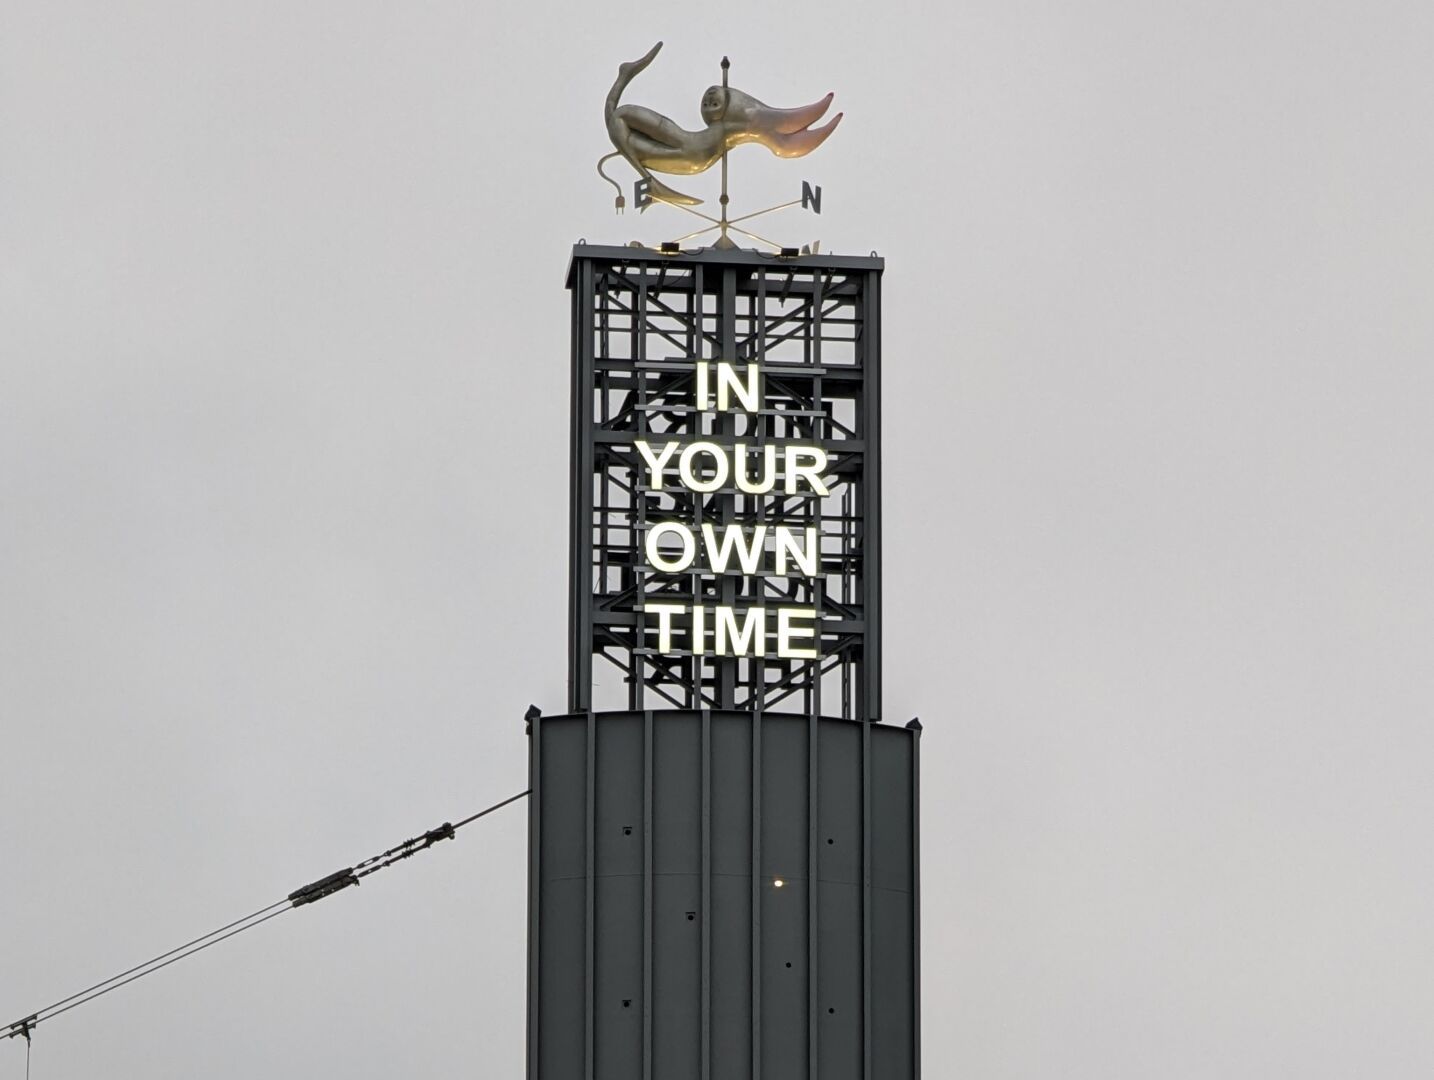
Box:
633, 364, 827, 659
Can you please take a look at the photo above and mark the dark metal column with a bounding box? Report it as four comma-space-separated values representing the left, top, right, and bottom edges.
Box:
526, 710, 543, 1080
717, 265, 738, 711
569, 258, 595, 713
585, 709, 596, 1080
643, 710, 655, 1080
909, 720, 922, 1080
861, 268, 883, 723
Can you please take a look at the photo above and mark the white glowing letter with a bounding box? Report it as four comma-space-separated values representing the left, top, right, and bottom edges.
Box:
733, 443, 777, 494
783, 446, 830, 495
692, 604, 707, 655
647, 603, 686, 653
636, 440, 679, 490
717, 362, 760, 412
696, 361, 711, 410
715, 606, 766, 656
679, 441, 730, 493
646, 522, 697, 572
774, 526, 819, 577
777, 608, 818, 659
702, 523, 768, 575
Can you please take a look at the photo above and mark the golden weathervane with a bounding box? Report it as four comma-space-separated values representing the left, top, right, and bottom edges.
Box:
598, 42, 841, 251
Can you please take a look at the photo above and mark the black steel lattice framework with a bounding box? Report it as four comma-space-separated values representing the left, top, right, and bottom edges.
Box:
567, 245, 884, 720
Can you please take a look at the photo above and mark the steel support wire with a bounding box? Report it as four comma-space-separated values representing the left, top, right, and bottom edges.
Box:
4, 789, 529, 1045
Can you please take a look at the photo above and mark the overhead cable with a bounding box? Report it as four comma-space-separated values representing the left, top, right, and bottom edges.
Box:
4, 789, 529, 1046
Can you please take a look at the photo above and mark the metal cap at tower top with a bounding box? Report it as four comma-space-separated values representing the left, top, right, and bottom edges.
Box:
566, 244, 885, 288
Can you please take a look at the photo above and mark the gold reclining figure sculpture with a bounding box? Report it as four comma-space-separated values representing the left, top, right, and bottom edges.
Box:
599, 41, 842, 208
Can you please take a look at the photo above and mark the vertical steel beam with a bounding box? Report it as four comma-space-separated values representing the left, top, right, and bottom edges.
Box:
570, 259, 596, 713
861, 718, 872, 1080
807, 706, 819, 1080
584, 709, 596, 1080
643, 709, 654, 1080
718, 266, 738, 711
701, 708, 712, 1080
862, 269, 883, 723
751, 708, 763, 1080
567, 275, 580, 712
910, 722, 922, 1080
527, 710, 543, 1080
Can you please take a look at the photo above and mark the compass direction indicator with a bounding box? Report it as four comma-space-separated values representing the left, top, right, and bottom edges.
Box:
644, 178, 825, 252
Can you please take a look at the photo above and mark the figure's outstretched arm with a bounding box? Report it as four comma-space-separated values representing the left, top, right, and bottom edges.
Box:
719, 88, 844, 160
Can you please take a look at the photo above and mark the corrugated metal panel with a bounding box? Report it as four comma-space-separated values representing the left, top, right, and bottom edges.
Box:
528, 709, 919, 1080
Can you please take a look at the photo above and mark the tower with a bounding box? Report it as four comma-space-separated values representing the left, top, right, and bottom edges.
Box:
526, 242, 920, 1079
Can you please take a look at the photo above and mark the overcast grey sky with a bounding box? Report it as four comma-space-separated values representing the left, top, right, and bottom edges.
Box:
3, 2, 1432, 1077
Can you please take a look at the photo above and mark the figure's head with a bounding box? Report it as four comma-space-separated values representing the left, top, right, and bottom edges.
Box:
700, 85, 728, 123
